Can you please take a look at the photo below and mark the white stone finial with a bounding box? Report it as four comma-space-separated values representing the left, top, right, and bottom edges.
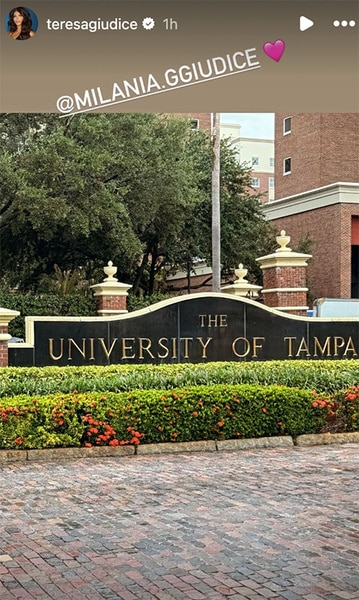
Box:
221, 263, 261, 297
276, 230, 292, 252
234, 264, 248, 282
103, 260, 118, 281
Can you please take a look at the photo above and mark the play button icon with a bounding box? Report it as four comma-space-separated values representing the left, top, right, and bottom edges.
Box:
300, 15, 314, 31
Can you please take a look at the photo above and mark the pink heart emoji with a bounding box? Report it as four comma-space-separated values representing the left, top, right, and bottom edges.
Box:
263, 39, 286, 62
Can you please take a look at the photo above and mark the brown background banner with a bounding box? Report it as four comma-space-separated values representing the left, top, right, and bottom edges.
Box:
1, 1, 358, 113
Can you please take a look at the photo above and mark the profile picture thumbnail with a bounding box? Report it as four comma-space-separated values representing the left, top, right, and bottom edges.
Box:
5, 6, 38, 40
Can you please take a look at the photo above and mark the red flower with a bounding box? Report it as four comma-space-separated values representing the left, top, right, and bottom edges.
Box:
109, 439, 119, 446
217, 421, 224, 427
262, 408, 267, 413
193, 411, 198, 417
84, 443, 92, 447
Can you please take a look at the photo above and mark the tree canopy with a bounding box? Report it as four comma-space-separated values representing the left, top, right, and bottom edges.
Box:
0, 113, 276, 294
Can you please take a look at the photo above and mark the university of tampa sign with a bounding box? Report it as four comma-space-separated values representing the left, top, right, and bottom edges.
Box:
9, 294, 359, 366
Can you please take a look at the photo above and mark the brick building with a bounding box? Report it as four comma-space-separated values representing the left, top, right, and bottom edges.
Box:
179, 112, 212, 133
263, 113, 359, 302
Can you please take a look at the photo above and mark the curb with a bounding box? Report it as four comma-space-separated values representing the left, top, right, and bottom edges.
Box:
296, 432, 359, 446
0, 433, 358, 463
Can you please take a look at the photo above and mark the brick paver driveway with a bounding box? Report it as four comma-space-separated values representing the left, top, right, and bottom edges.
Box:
0, 444, 358, 600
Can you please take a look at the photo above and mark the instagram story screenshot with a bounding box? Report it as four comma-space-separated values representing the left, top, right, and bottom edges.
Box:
0, 2, 359, 599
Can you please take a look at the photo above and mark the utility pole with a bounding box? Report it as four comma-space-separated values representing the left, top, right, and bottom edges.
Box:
211, 112, 221, 292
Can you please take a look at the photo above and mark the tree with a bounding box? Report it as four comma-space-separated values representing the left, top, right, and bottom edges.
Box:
0, 113, 276, 295
0, 114, 200, 291
167, 130, 277, 289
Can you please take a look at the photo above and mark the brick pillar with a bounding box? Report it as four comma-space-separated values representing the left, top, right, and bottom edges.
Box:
91, 261, 132, 317
256, 231, 311, 316
0, 308, 20, 367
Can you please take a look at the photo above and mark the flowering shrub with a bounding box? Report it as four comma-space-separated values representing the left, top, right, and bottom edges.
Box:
0, 383, 357, 451
0, 384, 329, 450
326, 385, 359, 432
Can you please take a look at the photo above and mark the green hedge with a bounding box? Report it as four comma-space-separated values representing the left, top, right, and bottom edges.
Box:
0, 291, 96, 339
1, 384, 356, 451
1, 360, 359, 398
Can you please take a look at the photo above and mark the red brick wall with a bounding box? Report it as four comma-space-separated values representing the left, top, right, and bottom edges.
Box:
275, 113, 359, 199
0, 326, 9, 367
248, 171, 273, 203
262, 265, 308, 315
263, 266, 307, 290
270, 203, 359, 300
97, 295, 127, 313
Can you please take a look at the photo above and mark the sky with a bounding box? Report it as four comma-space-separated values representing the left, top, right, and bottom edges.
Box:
221, 113, 274, 139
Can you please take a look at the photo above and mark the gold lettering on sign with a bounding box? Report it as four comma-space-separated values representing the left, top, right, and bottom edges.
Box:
284, 337, 296, 357
49, 338, 64, 361
252, 337, 265, 358
219, 315, 228, 327
99, 337, 118, 360
295, 337, 310, 357
139, 338, 155, 359
199, 314, 228, 327
232, 337, 250, 358
343, 337, 358, 357
313, 337, 332, 357
89, 338, 95, 361
158, 337, 170, 359
121, 338, 135, 359
68, 338, 86, 361
333, 337, 345, 357
180, 338, 193, 359
197, 337, 212, 358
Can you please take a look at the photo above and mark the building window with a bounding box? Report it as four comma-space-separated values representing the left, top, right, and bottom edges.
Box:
283, 157, 291, 174
269, 177, 275, 188
251, 177, 260, 187
283, 117, 291, 135
252, 157, 259, 166
190, 119, 199, 130
269, 157, 275, 167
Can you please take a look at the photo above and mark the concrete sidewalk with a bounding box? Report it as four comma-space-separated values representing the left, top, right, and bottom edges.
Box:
0, 444, 358, 600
